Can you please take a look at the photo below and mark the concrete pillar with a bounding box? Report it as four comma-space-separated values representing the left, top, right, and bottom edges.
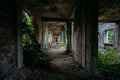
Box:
117, 23, 120, 50
71, 22, 74, 50
73, 23, 78, 61
75, 0, 98, 74
66, 21, 72, 53
82, 22, 86, 68
42, 24, 49, 48
42, 24, 45, 48
17, 29, 23, 68
48, 32, 52, 46
113, 23, 119, 49
78, 25, 83, 64
44, 26, 49, 48
17, 0, 23, 68
85, 0, 98, 74
38, 24, 42, 43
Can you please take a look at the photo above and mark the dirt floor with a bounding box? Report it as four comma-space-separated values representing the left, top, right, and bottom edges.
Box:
41, 46, 91, 80
4, 46, 94, 80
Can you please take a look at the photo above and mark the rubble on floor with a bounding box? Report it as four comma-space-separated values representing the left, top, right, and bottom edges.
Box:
3, 65, 92, 80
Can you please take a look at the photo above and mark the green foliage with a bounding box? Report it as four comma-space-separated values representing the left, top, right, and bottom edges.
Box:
108, 30, 114, 43
98, 51, 104, 65
98, 48, 120, 80
63, 27, 67, 46
98, 48, 120, 65
22, 11, 35, 46
22, 11, 51, 69
59, 27, 67, 47
104, 48, 120, 64
98, 64, 120, 80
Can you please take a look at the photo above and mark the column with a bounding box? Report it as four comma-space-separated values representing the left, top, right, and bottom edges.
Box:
17, 0, 23, 68
66, 21, 72, 53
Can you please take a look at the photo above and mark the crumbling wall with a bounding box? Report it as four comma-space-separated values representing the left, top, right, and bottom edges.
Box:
98, 23, 118, 49
0, 0, 17, 76
72, 23, 78, 61
32, 15, 43, 44
72, 22, 83, 64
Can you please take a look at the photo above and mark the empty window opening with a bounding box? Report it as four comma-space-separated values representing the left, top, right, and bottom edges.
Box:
104, 29, 114, 44
104, 29, 114, 47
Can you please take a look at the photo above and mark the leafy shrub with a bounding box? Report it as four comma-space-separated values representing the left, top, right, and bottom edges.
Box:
98, 48, 120, 80
98, 48, 120, 65
98, 51, 104, 65
105, 48, 120, 64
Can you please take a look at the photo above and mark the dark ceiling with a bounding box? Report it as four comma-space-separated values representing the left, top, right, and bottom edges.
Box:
27, 0, 120, 22
46, 22, 66, 36
27, 0, 78, 20
99, 0, 120, 22
26, 0, 77, 36
25, 0, 120, 36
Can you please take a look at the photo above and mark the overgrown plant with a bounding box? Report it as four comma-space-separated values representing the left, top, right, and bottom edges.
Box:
98, 48, 120, 65
108, 30, 114, 44
22, 11, 51, 69
98, 48, 120, 80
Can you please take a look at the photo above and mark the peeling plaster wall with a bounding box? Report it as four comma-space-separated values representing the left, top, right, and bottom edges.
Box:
98, 23, 118, 50
77, 26, 83, 64
73, 24, 78, 61
72, 23, 83, 64
33, 17, 43, 44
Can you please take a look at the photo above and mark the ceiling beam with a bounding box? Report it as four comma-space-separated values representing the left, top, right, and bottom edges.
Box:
29, 2, 77, 7
28, 0, 78, 4
41, 17, 74, 22
98, 19, 120, 23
